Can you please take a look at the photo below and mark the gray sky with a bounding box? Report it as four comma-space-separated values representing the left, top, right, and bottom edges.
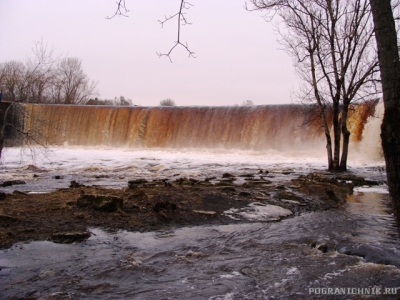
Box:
0, 0, 299, 106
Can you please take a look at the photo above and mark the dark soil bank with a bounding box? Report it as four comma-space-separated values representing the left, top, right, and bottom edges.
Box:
0, 172, 378, 249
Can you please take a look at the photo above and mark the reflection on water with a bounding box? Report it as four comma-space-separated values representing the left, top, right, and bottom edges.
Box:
1, 188, 399, 299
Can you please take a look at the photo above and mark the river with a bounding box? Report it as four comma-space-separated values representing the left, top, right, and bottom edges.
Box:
0, 147, 399, 299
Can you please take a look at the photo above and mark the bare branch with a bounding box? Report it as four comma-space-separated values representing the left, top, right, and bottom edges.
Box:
106, 0, 129, 19
156, 0, 196, 62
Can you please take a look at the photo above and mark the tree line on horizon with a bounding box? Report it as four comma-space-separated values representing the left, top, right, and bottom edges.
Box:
0, 42, 97, 106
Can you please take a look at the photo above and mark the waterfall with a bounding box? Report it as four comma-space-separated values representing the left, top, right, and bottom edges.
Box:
22, 102, 380, 155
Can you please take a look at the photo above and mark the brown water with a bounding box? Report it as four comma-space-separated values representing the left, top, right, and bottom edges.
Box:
23, 103, 376, 150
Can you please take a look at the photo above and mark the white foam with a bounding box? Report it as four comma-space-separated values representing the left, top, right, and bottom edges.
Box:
224, 203, 293, 222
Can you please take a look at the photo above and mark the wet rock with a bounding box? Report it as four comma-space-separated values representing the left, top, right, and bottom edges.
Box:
175, 177, 199, 186
128, 179, 148, 188
0, 191, 6, 200
215, 181, 234, 187
239, 174, 254, 178
54, 175, 64, 180
238, 191, 251, 197
193, 210, 216, 216
33, 174, 39, 178
291, 173, 353, 206
95, 174, 109, 179
245, 178, 272, 186
127, 189, 148, 201
218, 186, 236, 193
222, 173, 235, 178
334, 174, 367, 186
13, 190, 27, 195
186, 250, 208, 258
282, 171, 293, 175
311, 240, 337, 253
0, 214, 19, 224
189, 178, 200, 185
281, 199, 306, 206
2, 180, 26, 187
153, 200, 177, 212
338, 245, 398, 266
51, 231, 91, 244
277, 191, 303, 201
77, 194, 123, 212
70, 181, 84, 188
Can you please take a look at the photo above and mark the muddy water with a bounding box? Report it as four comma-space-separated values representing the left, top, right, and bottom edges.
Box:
1, 188, 399, 299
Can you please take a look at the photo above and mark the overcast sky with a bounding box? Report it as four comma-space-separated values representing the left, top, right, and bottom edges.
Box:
0, 0, 299, 106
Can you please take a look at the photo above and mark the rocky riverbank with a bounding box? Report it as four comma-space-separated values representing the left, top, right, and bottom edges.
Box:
0, 171, 380, 249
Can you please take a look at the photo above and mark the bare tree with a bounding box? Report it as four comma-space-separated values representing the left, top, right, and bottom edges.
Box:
50, 57, 97, 105
369, 0, 400, 230
248, 0, 380, 171
0, 61, 26, 102
0, 41, 97, 106
0, 42, 59, 160
160, 98, 176, 106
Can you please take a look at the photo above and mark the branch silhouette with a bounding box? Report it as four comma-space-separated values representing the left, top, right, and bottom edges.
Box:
109, 0, 195, 62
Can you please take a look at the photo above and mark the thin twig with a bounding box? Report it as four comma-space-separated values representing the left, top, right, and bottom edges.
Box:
106, 0, 129, 19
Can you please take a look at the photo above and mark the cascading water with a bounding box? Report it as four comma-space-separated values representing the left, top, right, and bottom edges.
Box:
22, 102, 378, 153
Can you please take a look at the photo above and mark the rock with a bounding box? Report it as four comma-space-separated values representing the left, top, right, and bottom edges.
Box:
238, 191, 252, 197
77, 194, 123, 212
0, 191, 6, 200
311, 240, 337, 253
51, 231, 91, 244
222, 173, 235, 178
277, 191, 303, 201
70, 181, 84, 188
175, 177, 200, 185
2, 180, 26, 187
334, 174, 367, 187
239, 174, 254, 178
218, 186, 236, 193
153, 200, 177, 212
282, 171, 293, 175
128, 179, 148, 188
193, 210, 216, 215
13, 190, 27, 195
281, 199, 307, 206
0, 214, 19, 223
33, 174, 39, 178
127, 189, 148, 201
95, 174, 109, 179
54, 175, 64, 180
215, 181, 234, 187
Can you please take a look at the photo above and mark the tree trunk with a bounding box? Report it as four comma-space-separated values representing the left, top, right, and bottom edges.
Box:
339, 101, 351, 171
332, 101, 341, 170
370, 0, 400, 232
0, 129, 4, 160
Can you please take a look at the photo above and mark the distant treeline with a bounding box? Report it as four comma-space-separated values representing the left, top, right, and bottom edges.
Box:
0, 55, 98, 105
